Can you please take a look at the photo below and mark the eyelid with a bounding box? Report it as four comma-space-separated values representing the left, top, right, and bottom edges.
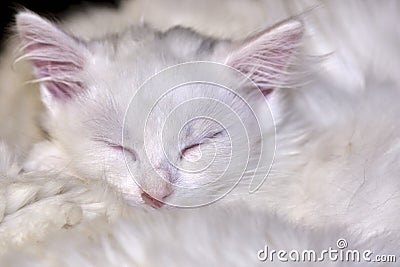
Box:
98, 139, 137, 160
180, 142, 200, 159
115, 145, 137, 161
182, 143, 200, 153
180, 130, 223, 157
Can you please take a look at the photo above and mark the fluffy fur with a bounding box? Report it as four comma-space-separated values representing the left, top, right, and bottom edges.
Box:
15, 10, 307, 207
0, 0, 399, 266
3, 204, 399, 267
0, 143, 128, 256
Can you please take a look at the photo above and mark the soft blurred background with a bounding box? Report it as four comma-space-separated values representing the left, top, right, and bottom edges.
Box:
0, 0, 119, 45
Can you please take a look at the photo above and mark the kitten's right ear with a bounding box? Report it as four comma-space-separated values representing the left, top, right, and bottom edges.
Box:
16, 12, 91, 112
225, 20, 303, 96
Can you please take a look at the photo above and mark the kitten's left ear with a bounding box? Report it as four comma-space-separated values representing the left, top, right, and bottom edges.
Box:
226, 20, 303, 96
16, 12, 91, 111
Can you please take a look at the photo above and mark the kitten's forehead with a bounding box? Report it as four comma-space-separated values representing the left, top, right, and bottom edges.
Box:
124, 82, 247, 141
91, 26, 218, 66
86, 26, 259, 149
87, 27, 221, 104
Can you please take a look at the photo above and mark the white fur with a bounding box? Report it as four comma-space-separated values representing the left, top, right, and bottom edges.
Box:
2, 203, 399, 266
0, 0, 399, 266
15, 11, 306, 207
0, 167, 127, 256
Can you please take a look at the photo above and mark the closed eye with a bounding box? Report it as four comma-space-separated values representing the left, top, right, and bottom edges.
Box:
180, 130, 224, 159
98, 139, 137, 161
180, 143, 201, 158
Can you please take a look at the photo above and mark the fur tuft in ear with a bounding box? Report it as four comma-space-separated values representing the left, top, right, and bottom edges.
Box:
226, 20, 304, 95
15, 12, 90, 102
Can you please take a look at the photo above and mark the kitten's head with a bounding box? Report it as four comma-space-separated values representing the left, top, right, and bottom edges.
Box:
16, 12, 303, 207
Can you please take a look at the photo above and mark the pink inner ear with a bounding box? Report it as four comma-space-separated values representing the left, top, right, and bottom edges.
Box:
226, 20, 303, 95
17, 12, 87, 101
32, 57, 85, 101
262, 89, 273, 96
45, 80, 83, 99
34, 58, 84, 100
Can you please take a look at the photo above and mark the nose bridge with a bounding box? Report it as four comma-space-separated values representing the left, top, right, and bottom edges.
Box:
138, 139, 175, 196
141, 161, 172, 196
149, 166, 171, 186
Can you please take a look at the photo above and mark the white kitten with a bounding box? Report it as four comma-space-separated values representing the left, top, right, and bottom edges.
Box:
16, 11, 304, 208
1, 2, 399, 264
13, 0, 400, 235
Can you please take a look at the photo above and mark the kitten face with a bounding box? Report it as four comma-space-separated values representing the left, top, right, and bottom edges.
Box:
52, 63, 263, 207
16, 12, 303, 207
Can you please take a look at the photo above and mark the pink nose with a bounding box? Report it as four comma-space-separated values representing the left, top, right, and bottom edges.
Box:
141, 191, 170, 208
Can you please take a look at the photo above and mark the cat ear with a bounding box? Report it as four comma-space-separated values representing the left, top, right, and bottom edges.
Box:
225, 20, 303, 96
15, 12, 90, 109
